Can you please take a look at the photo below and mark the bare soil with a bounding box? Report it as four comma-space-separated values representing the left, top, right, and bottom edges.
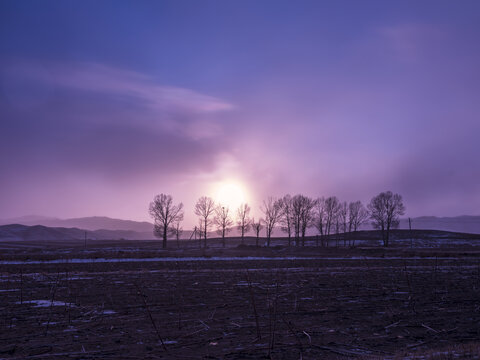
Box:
1, 240, 480, 359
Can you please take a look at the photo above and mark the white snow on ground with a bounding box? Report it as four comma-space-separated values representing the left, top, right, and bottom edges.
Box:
101, 310, 116, 315
16, 300, 75, 307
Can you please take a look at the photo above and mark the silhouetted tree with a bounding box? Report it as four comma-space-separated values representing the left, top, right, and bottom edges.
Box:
195, 196, 215, 248
251, 218, 263, 247
261, 197, 282, 247
299, 196, 316, 246
314, 197, 326, 246
339, 201, 348, 246
348, 201, 369, 246
214, 205, 233, 247
291, 194, 316, 246
149, 194, 184, 249
291, 195, 303, 245
334, 218, 340, 247
324, 196, 341, 239
368, 191, 406, 247
236, 203, 251, 244
279, 195, 293, 246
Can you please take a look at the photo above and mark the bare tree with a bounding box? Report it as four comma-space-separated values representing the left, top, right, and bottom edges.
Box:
324, 196, 341, 243
236, 203, 251, 244
299, 196, 316, 246
214, 206, 233, 248
279, 195, 293, 246
348, 201, 369, 246
339, 201, 348, 247
290, 194, 316, 246
334, 218, 340, 247
368, 191, 406, 247
291, 195, 303, 245
251, 218, 264, 247
172, 221, 183, 248
194, 196, 215, 248
261, 197, 282, 247
314, 197, 326, 246
149, 194, 184, 249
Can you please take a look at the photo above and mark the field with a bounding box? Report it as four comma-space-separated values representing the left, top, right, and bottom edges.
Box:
1, 235, 480, 359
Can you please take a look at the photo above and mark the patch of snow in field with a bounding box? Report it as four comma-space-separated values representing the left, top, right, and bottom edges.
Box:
17, 300, 75, 307
68, 276, 93, 280
0, 289, 18, 292
236, 281, 260, 286
102, 310, 116, 315
163, 340, 178, 344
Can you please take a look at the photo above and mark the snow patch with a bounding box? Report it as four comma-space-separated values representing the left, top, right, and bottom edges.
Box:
17, 300, 75, 307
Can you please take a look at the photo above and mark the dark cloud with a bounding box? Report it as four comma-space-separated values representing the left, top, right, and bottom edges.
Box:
0, 62, 234, 181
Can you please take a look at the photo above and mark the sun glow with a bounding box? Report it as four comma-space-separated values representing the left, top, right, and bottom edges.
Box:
213, 181, 249, 211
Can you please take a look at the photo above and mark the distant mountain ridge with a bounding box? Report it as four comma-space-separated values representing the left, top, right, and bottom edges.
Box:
0, 224, 156, 241
0, 216, 154, 232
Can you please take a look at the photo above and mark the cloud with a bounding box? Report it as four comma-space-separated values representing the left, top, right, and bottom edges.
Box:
1, 61, 234, 138
0, 61, 236, 181
2, 61, 233, 112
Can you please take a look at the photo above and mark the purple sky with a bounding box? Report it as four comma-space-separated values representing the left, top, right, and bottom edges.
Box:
1, 0, 479, 227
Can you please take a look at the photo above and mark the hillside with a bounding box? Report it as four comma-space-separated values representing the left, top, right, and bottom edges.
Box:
0, 224, 155, 241
0, 216, 154, 232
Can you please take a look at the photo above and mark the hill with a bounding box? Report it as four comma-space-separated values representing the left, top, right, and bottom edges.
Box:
0, 216, 154, 232
0, 224, 155, 241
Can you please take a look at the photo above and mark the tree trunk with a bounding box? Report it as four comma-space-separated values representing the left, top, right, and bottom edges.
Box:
163, 223, 167, 249
204, 219, 207, 248
381, 224, 387, 247
386, 224, 390, 247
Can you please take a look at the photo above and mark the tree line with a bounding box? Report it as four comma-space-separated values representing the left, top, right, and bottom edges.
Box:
149, 191, 405, 249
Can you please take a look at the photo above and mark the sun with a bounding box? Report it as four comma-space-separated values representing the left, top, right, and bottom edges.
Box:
213, 181, 248, 211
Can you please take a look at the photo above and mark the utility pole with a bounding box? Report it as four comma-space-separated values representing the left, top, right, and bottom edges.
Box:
188, 226, 198, 249
84, 231, 87, 250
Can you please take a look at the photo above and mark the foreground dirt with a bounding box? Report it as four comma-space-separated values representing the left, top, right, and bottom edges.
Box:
1, 245, 480, 359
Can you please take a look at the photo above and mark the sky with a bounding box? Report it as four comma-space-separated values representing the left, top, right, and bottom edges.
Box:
1, 0, 479, 227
